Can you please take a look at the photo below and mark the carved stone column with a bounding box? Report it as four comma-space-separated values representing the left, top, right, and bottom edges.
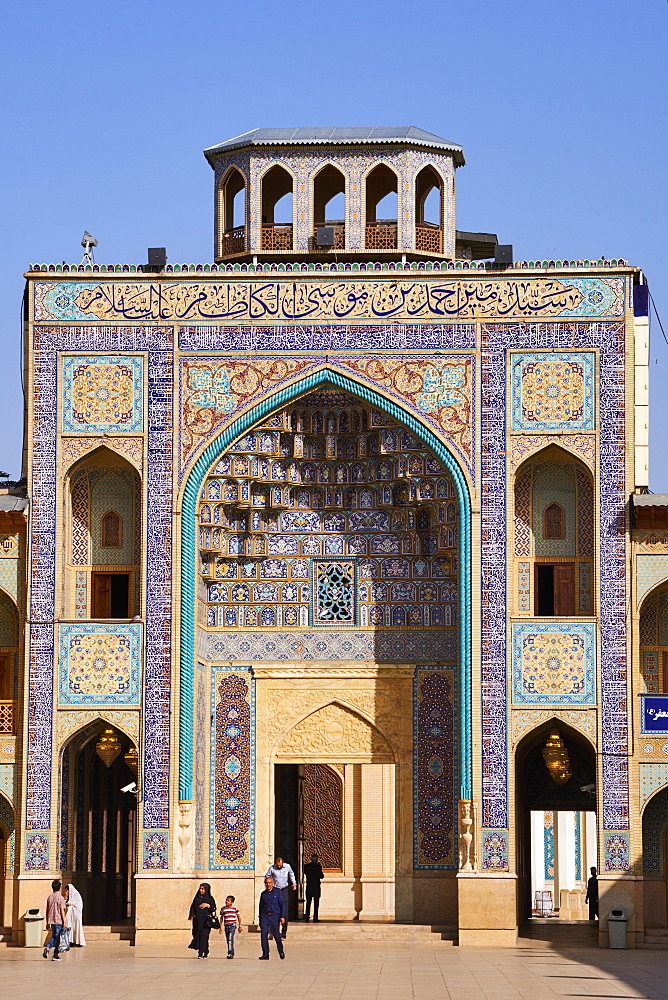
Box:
458, 800, 476, 872
175, 800, 194, 873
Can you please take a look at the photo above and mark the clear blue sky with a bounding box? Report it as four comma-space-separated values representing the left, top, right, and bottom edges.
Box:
1, 1, 666, 484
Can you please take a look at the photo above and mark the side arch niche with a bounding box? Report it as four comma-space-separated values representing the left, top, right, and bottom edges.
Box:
513, 443, 594, 618
515, 720, 597, 924
179, 369, 472, 808
0, 791, 15, 925
642, 786, 668, 928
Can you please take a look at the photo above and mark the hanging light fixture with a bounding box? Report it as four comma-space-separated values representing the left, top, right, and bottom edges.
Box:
542, 729, 572, 787
95, 728, 121, 768
124, 746, 138, 777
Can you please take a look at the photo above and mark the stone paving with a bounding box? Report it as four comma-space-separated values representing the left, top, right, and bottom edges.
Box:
1, 938, 667, 1000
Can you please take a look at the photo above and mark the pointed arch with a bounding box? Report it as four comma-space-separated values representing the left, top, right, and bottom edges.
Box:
271, 697, 397, 761
179, 368, 472, 801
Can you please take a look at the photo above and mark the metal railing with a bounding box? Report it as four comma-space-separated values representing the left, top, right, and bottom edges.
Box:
365, 221, 398, 250
219, 225, 246, 257
415, 223, 443, 255
0, 700, 15, 735
261, 223, 293, 251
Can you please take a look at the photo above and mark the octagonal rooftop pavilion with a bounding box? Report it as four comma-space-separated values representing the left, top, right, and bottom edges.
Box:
203, 126, 497, 264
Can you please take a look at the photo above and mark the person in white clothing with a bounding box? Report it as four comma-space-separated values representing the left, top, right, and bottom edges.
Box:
65, 884, 86, 947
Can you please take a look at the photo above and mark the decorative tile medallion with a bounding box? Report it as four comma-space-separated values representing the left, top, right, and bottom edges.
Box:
414, 666, 456, 869
142, 831, 169, 869
58, 623, 141, 706
481, 830, 509, 871
510, 352, 595, 432
511, 622, 596, 706
604, 832, 629, 872
211, 668, 254, 870
25, 831, 50, 870
61, 355, 144, 433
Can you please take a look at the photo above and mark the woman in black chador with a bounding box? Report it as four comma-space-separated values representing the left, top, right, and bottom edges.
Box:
188, 883, 217, 958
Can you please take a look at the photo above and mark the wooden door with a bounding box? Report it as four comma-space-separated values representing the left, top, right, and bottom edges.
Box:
92, 573, 111, 618
554, 564, 575, 616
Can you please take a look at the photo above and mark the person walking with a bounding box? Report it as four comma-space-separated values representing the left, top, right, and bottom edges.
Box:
265, 856, 296, 938
43, 879, 68, 961
60, 886, 71, 952
585, 866, 599, 920
219, 894, 242, 959
188, 883, 217, 958
258, 875, 285, 960
65, 883, 86, 947
303, 853, 324, 922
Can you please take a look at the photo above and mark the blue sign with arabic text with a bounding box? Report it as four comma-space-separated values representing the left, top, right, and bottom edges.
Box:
642, 696, 668, 734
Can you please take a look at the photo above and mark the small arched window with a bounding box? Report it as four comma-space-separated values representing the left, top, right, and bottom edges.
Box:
544, 503, 565, 539
101, 511, 122, 548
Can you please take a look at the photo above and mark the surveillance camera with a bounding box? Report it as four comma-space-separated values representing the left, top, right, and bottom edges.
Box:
81, 231, 98, 248
121, 782, 137, 794
580, 783, 595, 795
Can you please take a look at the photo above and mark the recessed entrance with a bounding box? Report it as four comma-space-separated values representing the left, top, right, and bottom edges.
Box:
516, 722, 596, 924
273, 760, 395, 921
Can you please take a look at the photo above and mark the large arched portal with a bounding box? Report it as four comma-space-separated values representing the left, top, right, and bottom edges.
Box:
182, 375, 471, 924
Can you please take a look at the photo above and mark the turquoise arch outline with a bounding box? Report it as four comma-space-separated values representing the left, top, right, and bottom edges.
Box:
179, 368, 472, 801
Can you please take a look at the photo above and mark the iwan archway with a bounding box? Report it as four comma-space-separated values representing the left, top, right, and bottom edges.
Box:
179, 369, 472, 922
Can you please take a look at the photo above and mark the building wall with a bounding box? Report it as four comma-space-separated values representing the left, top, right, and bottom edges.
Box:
14, 260, 647, 939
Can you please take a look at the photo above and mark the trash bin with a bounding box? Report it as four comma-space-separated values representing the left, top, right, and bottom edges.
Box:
23, 908, 45, 947
608, 908, 627, 949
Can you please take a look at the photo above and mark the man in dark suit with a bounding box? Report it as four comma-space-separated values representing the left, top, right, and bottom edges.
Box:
585, 866, 598, 920
258, 875, 286, 960
303, 853, 325, 922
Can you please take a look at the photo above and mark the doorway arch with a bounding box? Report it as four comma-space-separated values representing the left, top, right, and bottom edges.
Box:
59, 720, 138, 924
179, 369, 472, 804
515, 720, 596, 924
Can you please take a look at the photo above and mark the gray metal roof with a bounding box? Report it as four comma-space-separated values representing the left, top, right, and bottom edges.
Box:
633, 494, 668, 507
204, 127, 465, 165
0, 497, 28, 512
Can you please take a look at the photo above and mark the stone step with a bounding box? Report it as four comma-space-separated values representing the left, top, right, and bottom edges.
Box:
79, 925, 134, 943
247, 921, 456, 943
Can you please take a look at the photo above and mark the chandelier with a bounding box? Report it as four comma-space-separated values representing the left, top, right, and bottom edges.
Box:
95, 728, 122, 768
542, 729, 572, 787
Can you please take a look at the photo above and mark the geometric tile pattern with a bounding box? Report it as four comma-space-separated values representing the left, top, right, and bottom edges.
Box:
61, 355, 144, 433
532, 463, 576, 558
510, 352, 595, 432
511, 622, 596, 706
0, 595, 17, 647
198, 628, 458, 663
413, 666, 456, 869
57, 623, 141, 706
543, 811, 554, 879
636, 555, 668, 607
642, 651, 659, 694
210, 668, 254, 870
0, 792, 15, 875
639, 763, 668, 810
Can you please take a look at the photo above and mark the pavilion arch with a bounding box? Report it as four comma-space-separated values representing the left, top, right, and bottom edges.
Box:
515, 719, 597, 923
513, 443, 594, 618
178, 366, 472, 801
0, 588, 19, 709
259, 162, 295, 251
312, 163, 347, 249
364, 162, 399, 251
217, 164, 247, 257
415, 164, 443, 254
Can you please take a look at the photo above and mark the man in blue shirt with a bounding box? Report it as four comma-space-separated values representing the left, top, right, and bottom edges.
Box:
265, 856, 296, 938
258, 875, 286, 960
